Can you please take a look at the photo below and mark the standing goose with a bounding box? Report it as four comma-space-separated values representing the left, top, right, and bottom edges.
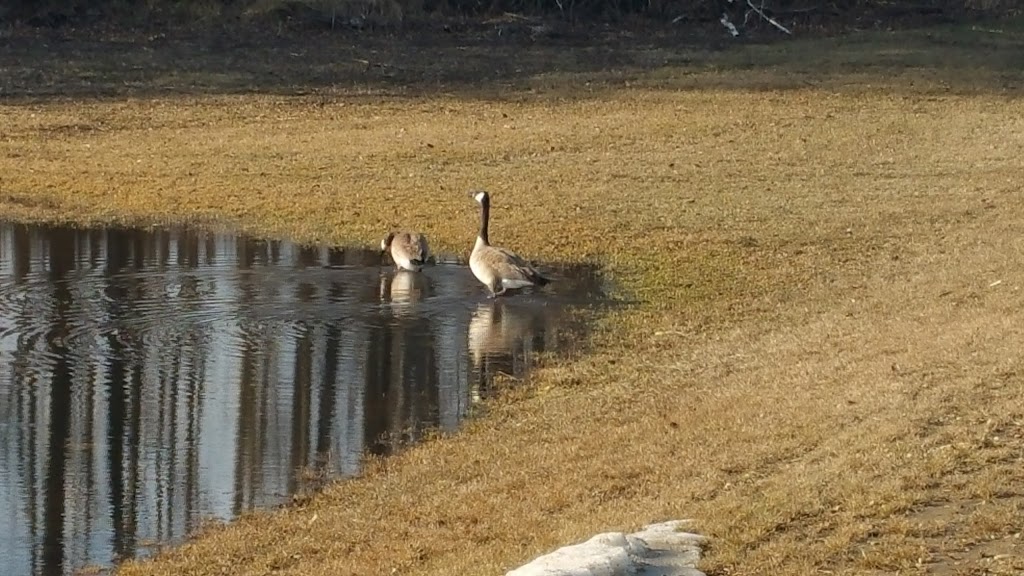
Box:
469, 190, 550, 297
380, 231, 430, 272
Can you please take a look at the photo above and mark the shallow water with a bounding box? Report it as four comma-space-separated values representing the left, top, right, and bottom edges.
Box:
0, 222, 612, 576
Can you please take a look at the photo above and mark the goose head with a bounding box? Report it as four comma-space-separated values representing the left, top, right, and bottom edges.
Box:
380, 232, 396, 254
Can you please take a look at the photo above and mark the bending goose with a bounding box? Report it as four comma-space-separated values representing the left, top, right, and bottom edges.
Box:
380, 231, 430, 272
469, 190, 550, 297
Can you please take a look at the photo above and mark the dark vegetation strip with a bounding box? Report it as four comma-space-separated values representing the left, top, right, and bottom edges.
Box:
0, 0, 1017, 33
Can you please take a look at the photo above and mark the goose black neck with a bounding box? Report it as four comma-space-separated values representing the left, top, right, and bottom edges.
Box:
478, 195, 490, 245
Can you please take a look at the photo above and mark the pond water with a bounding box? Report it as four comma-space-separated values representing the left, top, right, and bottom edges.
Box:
0, 222, 613, 576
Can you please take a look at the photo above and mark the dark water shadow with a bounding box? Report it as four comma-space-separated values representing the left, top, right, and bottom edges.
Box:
0, 221, 617, 576
1, 17, 1023, 103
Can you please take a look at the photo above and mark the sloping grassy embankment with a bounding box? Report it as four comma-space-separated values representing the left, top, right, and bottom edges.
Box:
2, 19, 1023, 575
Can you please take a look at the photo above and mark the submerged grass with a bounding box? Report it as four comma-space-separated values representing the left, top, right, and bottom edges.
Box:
3, 18, 1024, 576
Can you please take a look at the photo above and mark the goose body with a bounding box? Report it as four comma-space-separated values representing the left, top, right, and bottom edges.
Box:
469, 190, 550, 297
381, 231, 430, 272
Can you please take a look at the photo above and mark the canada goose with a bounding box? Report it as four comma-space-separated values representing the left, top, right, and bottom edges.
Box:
469, 190, 550, 297
380, 231, 429, 272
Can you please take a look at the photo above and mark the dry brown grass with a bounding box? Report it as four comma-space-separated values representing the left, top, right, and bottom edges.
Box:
2, 19, 1024, 576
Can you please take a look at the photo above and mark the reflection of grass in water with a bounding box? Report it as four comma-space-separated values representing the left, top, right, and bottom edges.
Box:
5, 19, 1024, 576
294, 428, 429, 499
295, 457, 336, 502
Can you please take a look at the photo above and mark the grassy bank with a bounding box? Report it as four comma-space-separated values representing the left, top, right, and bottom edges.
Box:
2, 19, 1024, 576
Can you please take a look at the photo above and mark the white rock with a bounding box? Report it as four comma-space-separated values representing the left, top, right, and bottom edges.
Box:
506, 520, 706, 576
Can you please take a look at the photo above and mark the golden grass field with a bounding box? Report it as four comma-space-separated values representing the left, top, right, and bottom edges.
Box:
2, 18, 1024, 576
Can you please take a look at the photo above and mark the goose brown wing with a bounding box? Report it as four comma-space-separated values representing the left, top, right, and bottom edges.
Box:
488, 246, 550, 284
413, 235, 429, 261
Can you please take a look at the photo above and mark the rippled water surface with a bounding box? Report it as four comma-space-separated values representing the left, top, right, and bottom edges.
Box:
0, 222, 612, 576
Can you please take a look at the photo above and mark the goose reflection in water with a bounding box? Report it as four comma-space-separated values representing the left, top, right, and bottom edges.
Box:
378, 269, 427, 316
468, 298, 549, 368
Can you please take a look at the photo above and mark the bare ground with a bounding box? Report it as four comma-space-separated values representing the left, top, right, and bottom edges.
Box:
2, 17, 1023, 576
